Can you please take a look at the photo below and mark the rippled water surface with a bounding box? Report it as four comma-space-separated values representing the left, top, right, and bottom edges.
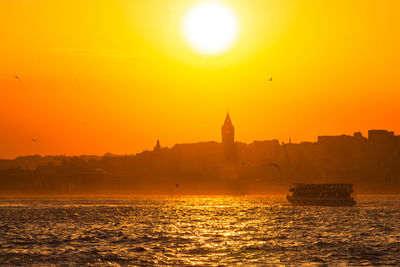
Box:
0, 196, 400, 266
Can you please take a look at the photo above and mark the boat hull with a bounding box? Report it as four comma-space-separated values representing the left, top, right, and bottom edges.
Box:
287, 195, 355, 206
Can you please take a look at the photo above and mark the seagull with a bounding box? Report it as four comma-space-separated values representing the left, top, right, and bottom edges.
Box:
32, 139, 38, 142
14, 75, 21, 81
269, 163, 280, 170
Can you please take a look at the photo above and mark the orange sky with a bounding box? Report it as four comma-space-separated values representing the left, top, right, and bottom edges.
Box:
1, 0, 400, 158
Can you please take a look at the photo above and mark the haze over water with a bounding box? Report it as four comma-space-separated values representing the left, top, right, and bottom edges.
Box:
0, 196, 399, 266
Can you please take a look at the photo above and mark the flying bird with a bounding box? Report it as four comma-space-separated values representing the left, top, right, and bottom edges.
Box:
269, 163, 280, 170
268, 77, 272, 82
32, 139, 38, 142
14, 75, 21, 81
241, 162, 246, 165
176, 184, 179, 188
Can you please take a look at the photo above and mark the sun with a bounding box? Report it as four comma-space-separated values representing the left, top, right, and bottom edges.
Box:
182, 2, 239, 56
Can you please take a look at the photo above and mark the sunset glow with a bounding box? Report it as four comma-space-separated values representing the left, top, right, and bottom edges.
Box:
0, 0, 400, 158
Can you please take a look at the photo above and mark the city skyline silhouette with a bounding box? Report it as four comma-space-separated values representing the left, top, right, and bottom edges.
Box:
0, 112, 399, 195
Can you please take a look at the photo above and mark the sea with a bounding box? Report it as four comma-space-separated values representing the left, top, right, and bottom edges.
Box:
0, 196, 399, 266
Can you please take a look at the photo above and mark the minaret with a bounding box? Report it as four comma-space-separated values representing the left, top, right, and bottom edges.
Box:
221, 112, 235, 159
153, 140, 161, 151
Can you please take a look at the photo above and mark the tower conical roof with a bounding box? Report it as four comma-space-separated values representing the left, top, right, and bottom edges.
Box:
222, 112, 234, 129
225, 113, 231, 123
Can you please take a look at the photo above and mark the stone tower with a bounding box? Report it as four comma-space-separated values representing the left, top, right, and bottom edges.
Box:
221, 113, 235, 159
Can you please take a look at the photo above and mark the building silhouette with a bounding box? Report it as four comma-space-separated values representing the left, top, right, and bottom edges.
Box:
221, 112, 235, 160
1, 113, 400, 195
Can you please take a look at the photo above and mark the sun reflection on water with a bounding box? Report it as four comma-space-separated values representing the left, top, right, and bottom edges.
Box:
0, 196, 400, 265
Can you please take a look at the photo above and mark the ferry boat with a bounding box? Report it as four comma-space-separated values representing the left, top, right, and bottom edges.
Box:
287, 183, 356, 206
